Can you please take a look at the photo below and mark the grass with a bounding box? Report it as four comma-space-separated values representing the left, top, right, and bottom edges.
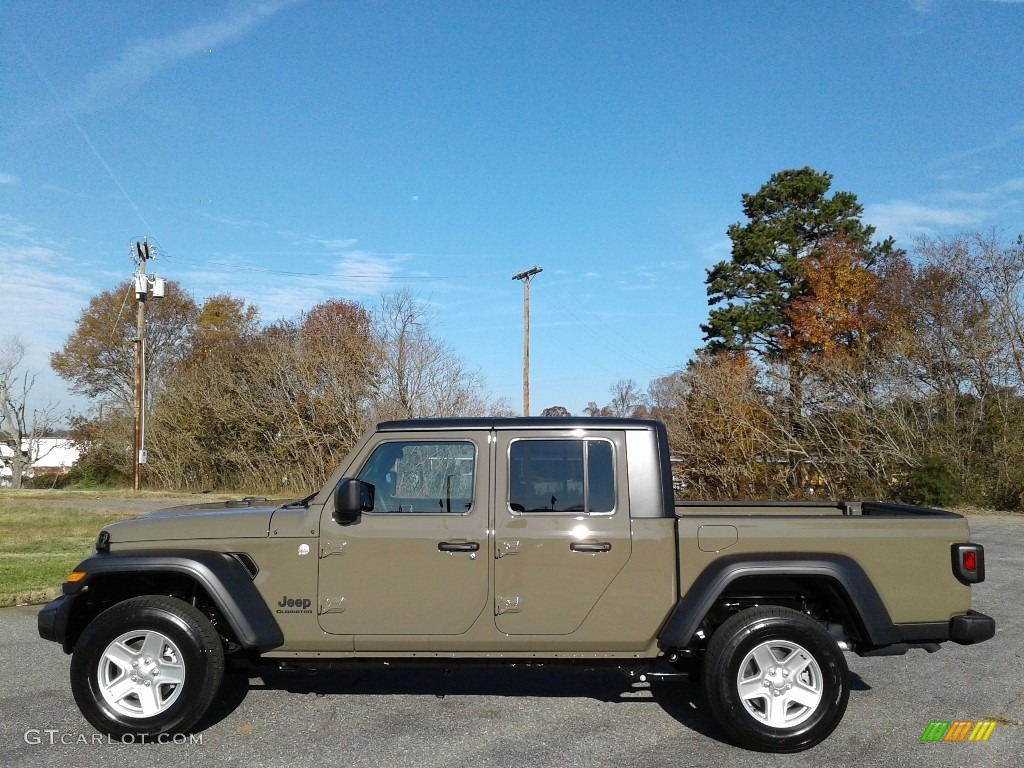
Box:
0, 489, 232, 607
0, 500, 135, 607
0, 487, 200, 502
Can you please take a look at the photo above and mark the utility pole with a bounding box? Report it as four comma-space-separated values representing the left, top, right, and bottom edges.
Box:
512, 266, 542, 416
131, 240, 165, 491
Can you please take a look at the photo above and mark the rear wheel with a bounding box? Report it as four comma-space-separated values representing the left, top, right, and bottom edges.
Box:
702, 606, 849, 752
70, 595, 225, 737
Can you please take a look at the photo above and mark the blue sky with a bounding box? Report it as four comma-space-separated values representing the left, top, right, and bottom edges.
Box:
2, 0, 1023, 416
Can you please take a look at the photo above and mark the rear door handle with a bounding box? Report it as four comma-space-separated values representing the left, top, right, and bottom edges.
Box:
438, 541, 480, 553
570, 542, 612, 553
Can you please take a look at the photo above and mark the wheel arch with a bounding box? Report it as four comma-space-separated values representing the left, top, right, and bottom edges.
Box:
657, 554, 902, 652
53, 550, 283, 654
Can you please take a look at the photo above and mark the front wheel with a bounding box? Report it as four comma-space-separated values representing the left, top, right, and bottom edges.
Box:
701, 606, 849, 752
70, 595, 225, 737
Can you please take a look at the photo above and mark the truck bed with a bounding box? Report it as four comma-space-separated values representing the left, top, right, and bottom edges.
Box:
675, 500, 960, 517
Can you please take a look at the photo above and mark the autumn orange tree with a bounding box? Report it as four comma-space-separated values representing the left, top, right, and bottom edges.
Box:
766, 239, 921, 496
701, 168, 898, 493
143, 297, 380, 491
51, 279, 199, 408
55, 282, 499, 491
650, 353, 784, 499
780, 238, 886, 361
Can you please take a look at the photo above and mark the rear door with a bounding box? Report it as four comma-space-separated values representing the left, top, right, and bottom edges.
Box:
317, 432, 489, 638
492, 429, 632, 635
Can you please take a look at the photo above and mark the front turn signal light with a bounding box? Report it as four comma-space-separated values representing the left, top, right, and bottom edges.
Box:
66, 571, 86, 583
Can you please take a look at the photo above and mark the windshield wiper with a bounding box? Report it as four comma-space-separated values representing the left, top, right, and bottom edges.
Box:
283, 492, 317, 509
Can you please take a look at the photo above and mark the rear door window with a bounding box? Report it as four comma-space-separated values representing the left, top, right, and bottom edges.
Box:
507, 438, 615, 514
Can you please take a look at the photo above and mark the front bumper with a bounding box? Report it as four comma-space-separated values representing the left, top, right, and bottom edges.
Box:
37, 594, 75, 653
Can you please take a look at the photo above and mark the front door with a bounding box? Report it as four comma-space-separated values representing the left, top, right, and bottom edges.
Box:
318, 433, 490, 638
492, 430, 632, 635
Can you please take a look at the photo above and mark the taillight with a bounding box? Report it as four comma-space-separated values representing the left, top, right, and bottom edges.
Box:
963, 550, 977, 572
952, 543, 985, 585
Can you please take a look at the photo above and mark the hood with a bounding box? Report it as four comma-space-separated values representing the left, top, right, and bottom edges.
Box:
102, 498, 287, 544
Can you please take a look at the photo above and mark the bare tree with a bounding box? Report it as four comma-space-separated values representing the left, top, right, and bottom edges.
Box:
606, 379, 648, 417
372, 290, 492, 421
1, 336, 61, 489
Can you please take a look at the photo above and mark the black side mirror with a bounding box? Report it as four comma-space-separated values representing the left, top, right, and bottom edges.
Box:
334, 478, 374, 526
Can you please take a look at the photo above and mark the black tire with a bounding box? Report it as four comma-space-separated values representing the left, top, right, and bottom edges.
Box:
70, 595, 225, 737
701, 606, 849, 752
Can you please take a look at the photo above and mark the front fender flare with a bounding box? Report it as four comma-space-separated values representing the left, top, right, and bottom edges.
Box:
53, 549, 283, 653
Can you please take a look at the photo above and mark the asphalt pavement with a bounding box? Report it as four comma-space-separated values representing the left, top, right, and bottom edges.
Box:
1, 514, 1021, 768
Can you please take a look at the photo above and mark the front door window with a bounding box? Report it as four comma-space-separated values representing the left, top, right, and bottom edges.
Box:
357, 440, 476, 514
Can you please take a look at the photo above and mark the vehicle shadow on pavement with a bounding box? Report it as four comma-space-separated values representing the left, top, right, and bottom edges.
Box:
197, 664, 731, 744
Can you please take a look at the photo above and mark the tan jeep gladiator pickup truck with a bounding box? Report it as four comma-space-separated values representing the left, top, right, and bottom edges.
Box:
38, 417, 995, 752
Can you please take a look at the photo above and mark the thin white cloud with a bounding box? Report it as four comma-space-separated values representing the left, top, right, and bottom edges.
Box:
699, 238, 732, 263
936, 120, 1024, 168
329, 251, 409, 296
175, 246, 409, 324
318, 238, 359, 251
614, 266, 660, 292
0, 214, 60, 247
935, 166, 983, 181
200, 212, 268, 228
867, 176, 1024, 242
936, 190, 994, 205
0, 173, 17, 185
866, 200, 984, 241
0, 222, 103, 409
278, 230, 360, 252
60, 1, 303, 117
915, 0, 1024, 10
995, 177, 1024, 193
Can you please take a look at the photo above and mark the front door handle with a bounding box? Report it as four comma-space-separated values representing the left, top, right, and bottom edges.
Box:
570, 542, 612, 553
438, 541, 480, 553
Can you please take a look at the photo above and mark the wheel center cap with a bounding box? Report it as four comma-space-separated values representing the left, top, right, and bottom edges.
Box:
765, 670, 786, 690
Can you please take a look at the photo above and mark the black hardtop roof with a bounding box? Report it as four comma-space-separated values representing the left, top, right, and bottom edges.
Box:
376, 417, 663, 432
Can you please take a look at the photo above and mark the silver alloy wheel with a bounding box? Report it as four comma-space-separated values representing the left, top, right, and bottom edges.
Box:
736, 639, 824, 729
96, 629, 186, 718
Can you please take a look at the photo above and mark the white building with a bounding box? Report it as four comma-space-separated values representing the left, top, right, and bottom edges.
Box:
0, 436, 80, 485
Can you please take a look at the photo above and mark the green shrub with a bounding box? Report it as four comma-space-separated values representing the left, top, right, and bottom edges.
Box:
899, 456, 961, 508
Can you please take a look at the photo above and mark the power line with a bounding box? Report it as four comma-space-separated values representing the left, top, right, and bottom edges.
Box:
548, 281, 676, 374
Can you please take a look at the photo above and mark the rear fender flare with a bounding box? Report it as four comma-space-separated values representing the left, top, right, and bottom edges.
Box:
657, 554, 901, 651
